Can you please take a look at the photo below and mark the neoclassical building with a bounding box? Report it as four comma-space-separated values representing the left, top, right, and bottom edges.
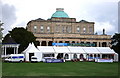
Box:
27, 8, 111, 47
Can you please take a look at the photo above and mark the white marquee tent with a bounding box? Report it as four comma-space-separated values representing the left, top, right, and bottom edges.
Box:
23, 43, 118, 62
23, 43, 42, 62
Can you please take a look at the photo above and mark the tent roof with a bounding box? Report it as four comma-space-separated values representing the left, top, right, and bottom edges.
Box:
53, 46, 70, 53
23, 43, 116, 54
23, 43, 31, 53
82, 47, 100, 54
37, 46, 55, 53
68, 47, 86, 53
23, 43, 40, 53
96, 47, 115, 54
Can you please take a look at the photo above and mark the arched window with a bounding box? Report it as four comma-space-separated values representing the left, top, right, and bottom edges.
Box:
79, 54, 84, 59
94, 54, 96, 59
90, 54, 93, 59
94, 54, 96, 58
64, 54, 69, 59
98, 54, 100, 58
73, 54, 77, 59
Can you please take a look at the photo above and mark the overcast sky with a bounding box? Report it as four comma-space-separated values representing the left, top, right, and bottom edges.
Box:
0, 0, 119, 36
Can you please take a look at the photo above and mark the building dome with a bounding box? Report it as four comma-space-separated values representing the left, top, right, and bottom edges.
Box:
51, 8, 69, 18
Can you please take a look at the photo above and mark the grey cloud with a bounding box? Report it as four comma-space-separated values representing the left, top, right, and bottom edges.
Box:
1, 1, 17, 36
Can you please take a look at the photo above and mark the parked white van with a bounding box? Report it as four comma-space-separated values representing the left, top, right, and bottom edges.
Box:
4, 54, 24, 62
31, 56, 40, 62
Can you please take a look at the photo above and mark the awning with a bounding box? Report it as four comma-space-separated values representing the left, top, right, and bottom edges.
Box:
82, 47, 101, 54
96, 47, 115, 54
38, 46, 55, 53
53, 46, 71, 53
68, 46, 86, 54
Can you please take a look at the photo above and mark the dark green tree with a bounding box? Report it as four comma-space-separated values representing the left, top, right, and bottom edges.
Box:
111, 33, 120, 61
3, 27, 37, 53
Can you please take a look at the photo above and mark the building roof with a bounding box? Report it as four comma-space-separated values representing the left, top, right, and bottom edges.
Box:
23, 43, 40, 53
51, 8, 69, 18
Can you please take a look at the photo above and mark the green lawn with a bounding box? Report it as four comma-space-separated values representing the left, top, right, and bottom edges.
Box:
2, 62, 118, 76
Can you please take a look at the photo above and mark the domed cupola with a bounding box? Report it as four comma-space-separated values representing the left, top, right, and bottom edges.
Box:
51, 8, 69, 18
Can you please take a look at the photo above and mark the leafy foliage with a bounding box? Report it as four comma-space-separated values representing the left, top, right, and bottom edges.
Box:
111, 33, 120, 61
3, 27, 37, 53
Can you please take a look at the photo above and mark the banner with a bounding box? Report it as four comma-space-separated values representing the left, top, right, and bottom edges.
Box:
96, 59, 113, 62
45, 59, 64, 63
52, 43, 68, 46
52, 43, 95, 47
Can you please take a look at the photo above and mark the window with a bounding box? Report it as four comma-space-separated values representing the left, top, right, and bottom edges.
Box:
47, 26, 50, 32
33, 26, 37, 32
79, 54, 84, 59
64, 54, 69, 59
73, 54, 77, 59
83, 27, 86, 33
40, 25, 44, 32
77, 26, 80, 33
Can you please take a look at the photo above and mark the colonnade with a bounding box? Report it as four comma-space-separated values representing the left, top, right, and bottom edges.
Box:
2, 44, 20, 57
38, 40, 110, 47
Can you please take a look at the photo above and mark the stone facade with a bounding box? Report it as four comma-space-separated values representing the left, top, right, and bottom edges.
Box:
26, 8, 111, 47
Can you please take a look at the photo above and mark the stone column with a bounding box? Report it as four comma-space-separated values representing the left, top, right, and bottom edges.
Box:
14, 47, 16, 54
16, 46, 18, 54
39, 41, 41, 46
97, 42, 99, 47
101, 42, 103, 47
107, 42, 109, 47
46, 41, 48, 46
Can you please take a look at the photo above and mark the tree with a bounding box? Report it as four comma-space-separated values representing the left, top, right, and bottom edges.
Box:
111, 33, 120, 61
3, 27, 37, 53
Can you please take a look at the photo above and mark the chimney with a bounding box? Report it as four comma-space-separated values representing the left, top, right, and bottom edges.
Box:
103, 28, 105, 35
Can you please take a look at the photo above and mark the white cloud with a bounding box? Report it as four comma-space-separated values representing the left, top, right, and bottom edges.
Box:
95, 22, 116, 35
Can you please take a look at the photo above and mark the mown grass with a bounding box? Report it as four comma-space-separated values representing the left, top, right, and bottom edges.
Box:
2, 62, 119, 76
